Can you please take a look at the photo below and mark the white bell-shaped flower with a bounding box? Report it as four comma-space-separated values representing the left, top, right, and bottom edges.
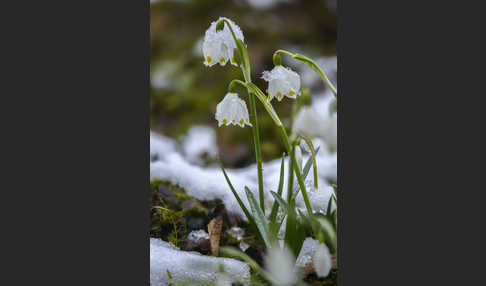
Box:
262, 65, 301, 101
264, 245, 297, 286
215, 93, 252, 127
293, 106, 337, 150
203, 17, 244, 67
313, 243, 332, 278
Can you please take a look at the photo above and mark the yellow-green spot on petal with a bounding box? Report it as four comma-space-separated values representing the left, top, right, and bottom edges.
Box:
206, 56, 212, 63
231, 57, 236, 63
267, 93, 271, 101
220, 57, 225, 64
232, 120, 235, 123
239, 119, 244, 125
276, 92, 282, 99
289, 90, 295, 97
223, 119, 227, 124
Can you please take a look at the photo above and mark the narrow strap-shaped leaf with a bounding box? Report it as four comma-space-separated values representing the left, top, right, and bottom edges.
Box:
331, 209, 337, 230
291, 146, 320, 199
287, 145, 295, 203
326, 196, 333, 217
284, 199, 299, 258
269, 153, 285, 226
270, 191, 289, 214
274, 213, 286, 235
332, 183, 338, 196
316, 216, 337, 254
245, 187, 272, 248
220, 162, 254, 225
300, 135, 318, 188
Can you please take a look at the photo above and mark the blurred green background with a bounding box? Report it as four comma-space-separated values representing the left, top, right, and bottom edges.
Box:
150, 0, 337, 166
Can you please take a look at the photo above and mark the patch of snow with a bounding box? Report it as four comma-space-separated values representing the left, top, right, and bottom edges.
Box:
227, 226, 245, 241
150, 131, 177, 161
150, 153, 258, 218
150, 238, 250, 286
296, 237, 319, 269
295, 237, 332, 278
181, 125, 218, 165
187, 229, 210, 243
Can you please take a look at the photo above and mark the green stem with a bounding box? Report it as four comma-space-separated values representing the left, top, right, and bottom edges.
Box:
228, 79, 247, 92
279, 126, 313, 215
221, 19, 265, 213
274, 49, 337, 97
248, 93, 265, 213
244, 80, 314, 215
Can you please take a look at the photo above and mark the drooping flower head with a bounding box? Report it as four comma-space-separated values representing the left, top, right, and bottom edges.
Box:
313, 243, 332, 278
293, 105, 337, 150
215, 93, 252, 127
264, 245, 297, 286
262, 65, 301, 101
203, 17, 244, 67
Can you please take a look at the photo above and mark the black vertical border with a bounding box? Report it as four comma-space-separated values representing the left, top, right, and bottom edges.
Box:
2, 0, 151, 284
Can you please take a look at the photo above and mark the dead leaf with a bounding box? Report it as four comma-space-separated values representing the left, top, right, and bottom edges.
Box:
208, 215, 223, 256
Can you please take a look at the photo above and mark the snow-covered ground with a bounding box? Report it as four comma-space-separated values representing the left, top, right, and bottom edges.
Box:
150, 238, 250, 285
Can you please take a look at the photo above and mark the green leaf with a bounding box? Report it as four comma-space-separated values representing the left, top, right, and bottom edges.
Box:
270, 191, 288, 214
326, 196, 333, 218
331, 209, 337, 229
291, 146, 320, 199
284, 200, 306, 259
331, 184, 338, 196
245, 187, 272, 248
300, 136, 318, 188
287, 145, 295, 203
316, 216, 337, 253
269, 153, 285, 226
220, 162, 255, 226
294, 146, 321, 202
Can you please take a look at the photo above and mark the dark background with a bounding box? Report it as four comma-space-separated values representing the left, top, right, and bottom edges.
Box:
2, 0, 484, 285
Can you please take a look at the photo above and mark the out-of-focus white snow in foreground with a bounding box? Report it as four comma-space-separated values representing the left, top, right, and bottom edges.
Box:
150, 238, 250, 286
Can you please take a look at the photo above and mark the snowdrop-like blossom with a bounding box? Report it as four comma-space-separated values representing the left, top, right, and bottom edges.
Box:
313, 243, 332, 278
264, 246, 297, 286
215, 93, 252, 127
262, 65, 301, 101
293, 106, 324, 138
203, 17, 244, 67
293, 106, 337, 150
